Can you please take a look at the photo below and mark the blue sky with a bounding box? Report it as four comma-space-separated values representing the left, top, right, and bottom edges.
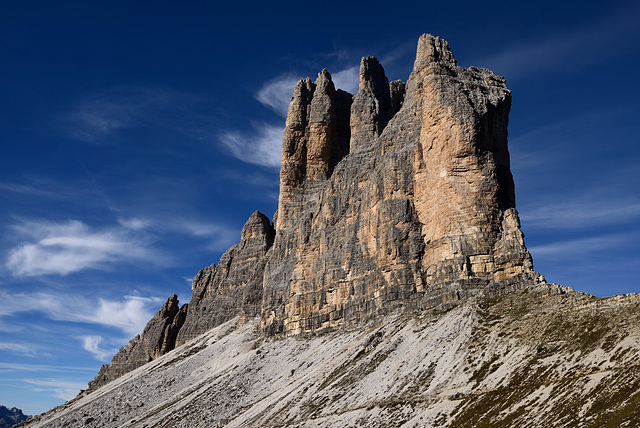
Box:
1, 0, 639, 415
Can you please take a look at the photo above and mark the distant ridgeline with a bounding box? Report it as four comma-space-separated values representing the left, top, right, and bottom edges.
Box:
90, 34, 540, 389
0, 405, 29, 428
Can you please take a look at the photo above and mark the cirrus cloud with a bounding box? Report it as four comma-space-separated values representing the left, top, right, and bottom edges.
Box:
5, 219, 159, 277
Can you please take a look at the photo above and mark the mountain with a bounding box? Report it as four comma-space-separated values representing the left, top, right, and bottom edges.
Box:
19, 34, 640, 427
0, 405, 28, 428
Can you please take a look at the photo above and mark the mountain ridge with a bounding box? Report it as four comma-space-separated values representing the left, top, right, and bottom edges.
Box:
19, 33, 640, 427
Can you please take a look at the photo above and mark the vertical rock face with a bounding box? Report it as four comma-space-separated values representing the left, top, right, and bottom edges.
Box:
410, 34, 533, 288
277, 71, 352, 230
175, 210, 275, 345
88, 294, 187, 390
89, 34, 538, 389
349, 56, 393, 152
261, 33, 535, 336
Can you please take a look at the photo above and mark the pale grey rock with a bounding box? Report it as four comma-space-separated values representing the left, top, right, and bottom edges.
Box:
175, 210, 274, 345
88, 294, 186, 390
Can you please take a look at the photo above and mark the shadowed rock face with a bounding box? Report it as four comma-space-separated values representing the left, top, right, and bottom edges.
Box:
175, 210, 275, 345
88, 294, 186, 390
89, 211, 274, 390
88, 33, 536, 388
0, 405, 28, 428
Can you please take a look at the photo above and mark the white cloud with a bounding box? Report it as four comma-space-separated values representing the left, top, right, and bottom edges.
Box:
255, 74, 299, 117
219, 123, 283, 168
60, 86, 197, 142
24, 379, 87, 401
521, 201, 640, 230
0, 342, 36, 357
332, 66, 359, 94
5, 219, 158, 276
117, 217, 151, 230
0, 290, 163, 337
529, 235, 628, 257
80, 335, 117, 362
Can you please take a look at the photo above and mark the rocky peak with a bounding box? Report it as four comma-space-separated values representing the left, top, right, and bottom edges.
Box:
175, 210, 274, 344
349, 56, 393, 152
87, 32, 536, 388
0, 405, 28, 428
413, 33, 457, 71
241, 210, 275, 244
277, 69, 352, 230
88, 294, 187, 390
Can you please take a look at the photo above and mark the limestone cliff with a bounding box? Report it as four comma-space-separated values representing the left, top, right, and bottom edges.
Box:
88, 294, 186, 390
89, 211, 274, 390
262, 34, 534, 336
24, 33, 640, 428
175, 211, 275, 345
91, 33, 536, 388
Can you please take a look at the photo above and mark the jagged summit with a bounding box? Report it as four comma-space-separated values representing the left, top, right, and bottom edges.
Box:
21, 34, 640, 428
85, 33, 538, 390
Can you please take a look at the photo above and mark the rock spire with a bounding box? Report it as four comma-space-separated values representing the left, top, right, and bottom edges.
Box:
89, 33, 537, 388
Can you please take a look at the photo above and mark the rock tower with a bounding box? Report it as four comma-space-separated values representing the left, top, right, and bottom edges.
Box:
90, 34, 536, 388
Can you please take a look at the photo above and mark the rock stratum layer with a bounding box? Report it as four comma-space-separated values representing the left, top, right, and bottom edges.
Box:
22, 34, 640, 427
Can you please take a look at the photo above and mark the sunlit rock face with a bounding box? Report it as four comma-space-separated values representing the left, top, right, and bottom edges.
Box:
88, 33, 538, 388
261, 34, 535, 336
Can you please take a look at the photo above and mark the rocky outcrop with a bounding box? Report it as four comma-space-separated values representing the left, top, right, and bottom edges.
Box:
277, 71, 352, 230
349, 56, 393, 151
88, 33, 537, 388
0, 405, 28, 428
261, 34, 535, 336
88, 294, 187, 390
88, 211, 274, 389
175, 211, 275, 345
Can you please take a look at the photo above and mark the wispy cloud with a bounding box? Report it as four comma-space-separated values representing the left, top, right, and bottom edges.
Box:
0, 290, 163, 336
332, 66, 359, 94
255, 74, 299, 117
5, 219, 159, 276
0, 363, 95, 373
521, 200, 640, 230
529, 234, 630, 257
60, 86, 198, 142
0, 342, 36, 357
478, 3, 640, 79
24, 379, 87, 401
219, 123, 283, 169
115, 214, 237, 251
80, 335, 117, 362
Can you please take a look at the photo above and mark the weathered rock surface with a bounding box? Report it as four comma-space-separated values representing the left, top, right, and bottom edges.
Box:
261, 33, 535, 336
0, 405, 28, 428
175, 210, 275, 345
24, 33, 640, 426
88, 211, 274, 389
21, 287, 640, 427
88, 294, 186, 390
